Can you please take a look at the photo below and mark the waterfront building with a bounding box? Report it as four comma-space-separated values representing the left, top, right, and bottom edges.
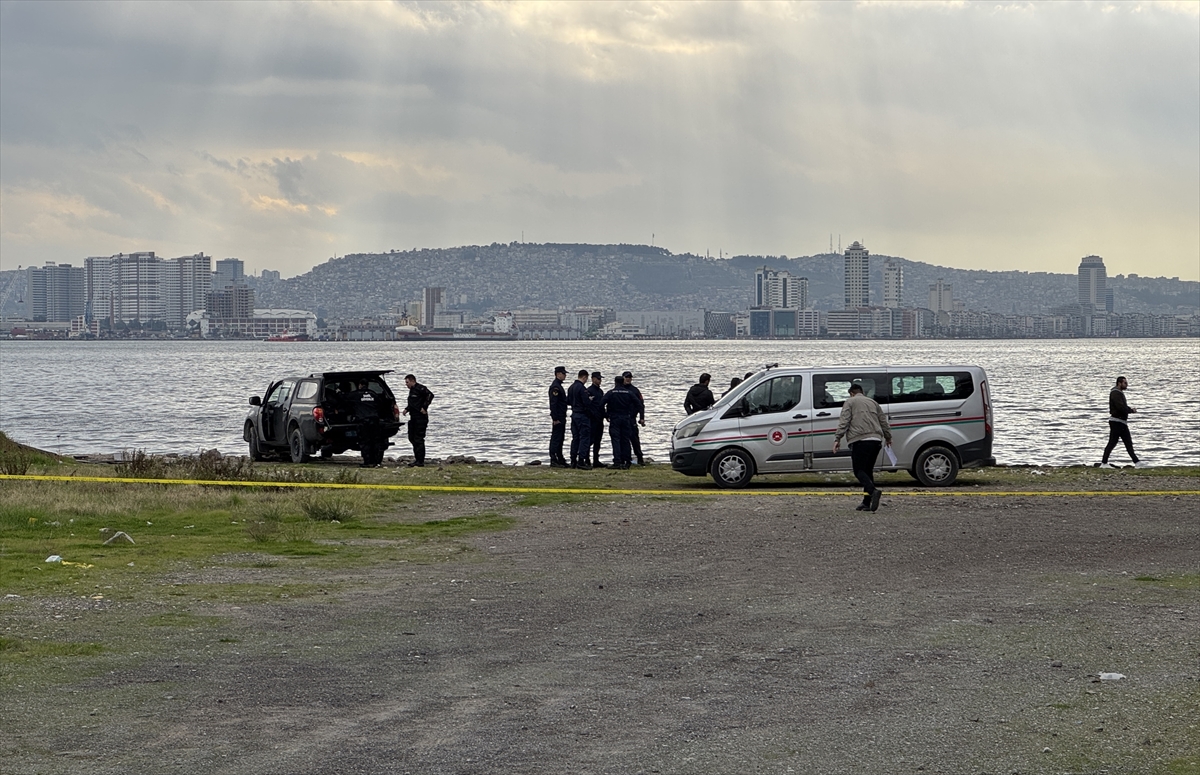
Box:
206, 284, 254, 319
190, 308, 316, 339
422, 287, 444, 328
26, 262, 85, 322
1078, 255, 1107, 313
213, 258, 245, 290
843, 241, 870, 308
755, 266, 808, 310
163, 253, 212, 329
84, 256, 113, 321
110, 252, 164, 323
928, 279, 954, 313
614, 309, 705, 337
883, 261, 903, 308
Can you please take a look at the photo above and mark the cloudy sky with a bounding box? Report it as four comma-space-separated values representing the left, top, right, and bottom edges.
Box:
1, 1, 1197, 279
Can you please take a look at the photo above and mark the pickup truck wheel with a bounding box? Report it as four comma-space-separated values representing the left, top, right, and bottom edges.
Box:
289, 427, 310, 463
247, 425, 265, 461
711, 448, 754, 489
914, 445, 959, 487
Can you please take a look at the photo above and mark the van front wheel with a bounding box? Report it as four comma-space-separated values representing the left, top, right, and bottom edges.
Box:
913, 445, 959, 487
711, 448, 754, 489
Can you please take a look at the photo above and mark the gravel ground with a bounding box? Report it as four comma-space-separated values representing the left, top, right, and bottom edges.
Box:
3, 482, 1198, 775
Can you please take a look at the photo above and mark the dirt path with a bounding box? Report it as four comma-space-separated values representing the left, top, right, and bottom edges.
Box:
4, 487, 1198, 775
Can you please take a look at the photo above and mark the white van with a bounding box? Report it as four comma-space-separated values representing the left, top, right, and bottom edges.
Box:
671, 364, 995, 488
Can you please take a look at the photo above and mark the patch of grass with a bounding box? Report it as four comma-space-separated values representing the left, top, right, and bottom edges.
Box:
0, 636, 104, 658
301, 495, 359, 521
1134, 574, 1200, 590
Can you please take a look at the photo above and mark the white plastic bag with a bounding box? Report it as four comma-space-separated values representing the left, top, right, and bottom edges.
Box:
884, 446, 898, 466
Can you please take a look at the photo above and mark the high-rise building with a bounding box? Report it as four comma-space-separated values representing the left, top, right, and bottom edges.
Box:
754, 267, 809, 309
110, 252, 164, 323
422, 287, 444, 328
1078, 255, 1107, 313
843, 241, 869, 308
84, 256, 113, 321
883, 261, 903, 309
26, 262, 86, 322
213, 258, 245, 290
928, 279, 953, 313
163, 253, 212, 329
206, 284, 254, 319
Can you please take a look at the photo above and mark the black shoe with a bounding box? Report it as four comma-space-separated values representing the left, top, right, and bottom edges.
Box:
407, 461, 424, 468
577, 462, 592, 470
549, 461, 569, 468
636, 459, 646, 466
592, 461, 607, 468
855, 504, 869, 511
869, 489, 882, 512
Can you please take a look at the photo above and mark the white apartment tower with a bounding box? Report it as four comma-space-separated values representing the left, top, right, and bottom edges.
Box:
1078, 255, 1107, 313
882, 261, 903, 309
164, 253, 212, 329
755, 266, 809, 309
110, 252, 164, 323
843, 241, 869, 308
928, 279, 953, 313
26, 262, 86, 322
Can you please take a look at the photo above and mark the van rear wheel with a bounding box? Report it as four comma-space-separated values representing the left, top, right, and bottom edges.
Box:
711, 448, 754, 489
913, 445, 959, 487
289, 427, 310, 463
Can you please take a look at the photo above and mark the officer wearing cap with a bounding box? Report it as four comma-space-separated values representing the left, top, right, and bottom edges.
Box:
548, 366, 569, 467
622, 370, 646, 465
587, 371, 606, 467
567, 368, 593, 469
602, 374, 638, 469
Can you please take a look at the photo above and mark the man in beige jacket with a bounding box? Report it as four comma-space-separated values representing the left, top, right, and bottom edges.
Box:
832, 383, 892, 512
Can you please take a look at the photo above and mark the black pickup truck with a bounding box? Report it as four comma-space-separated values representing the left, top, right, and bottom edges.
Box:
244, 370, 402, 463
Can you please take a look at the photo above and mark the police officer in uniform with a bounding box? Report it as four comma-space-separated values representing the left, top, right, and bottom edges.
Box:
622, 370, 646, 465
586, 371, 606, 467
602, 374, 638, 469
351, 379, 385, 467
402, 374, 434, 467
548, 366, 569, 467
567, 369, 593, 469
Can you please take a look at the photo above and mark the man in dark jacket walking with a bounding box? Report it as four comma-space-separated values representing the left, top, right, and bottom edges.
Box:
402, 374, 434, 467
1100, 375, 1139, 467
684, 373, 715, 415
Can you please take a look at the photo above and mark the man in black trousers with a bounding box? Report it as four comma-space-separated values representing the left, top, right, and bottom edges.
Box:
622, 370, 646, 465
548, 366, 569, 467
402, 374, 434, 467
1100, 375, 1139, 467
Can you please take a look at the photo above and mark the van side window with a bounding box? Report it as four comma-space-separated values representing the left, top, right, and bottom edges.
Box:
744, 375, 803, 415
295, 380, 319, 401
813, 374, 884, 408
889, 372, 974, 403
265, 381, 294, 406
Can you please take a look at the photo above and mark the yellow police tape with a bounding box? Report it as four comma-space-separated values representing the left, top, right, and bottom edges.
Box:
0, 473, 1197, 497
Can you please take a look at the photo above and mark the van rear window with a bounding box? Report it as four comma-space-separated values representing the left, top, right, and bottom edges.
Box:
889, 372, 974, 403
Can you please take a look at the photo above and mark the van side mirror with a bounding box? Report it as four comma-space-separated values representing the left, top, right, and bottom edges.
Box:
249, 396, 261, 406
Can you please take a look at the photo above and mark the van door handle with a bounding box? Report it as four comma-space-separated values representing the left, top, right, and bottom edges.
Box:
817, 411, 831, 417
793, 413, 807, 419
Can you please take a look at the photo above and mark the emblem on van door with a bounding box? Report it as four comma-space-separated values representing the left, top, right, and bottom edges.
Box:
768, 427, 787, 446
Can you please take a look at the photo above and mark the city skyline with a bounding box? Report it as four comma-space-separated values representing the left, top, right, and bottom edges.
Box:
1, 2, 1197, 280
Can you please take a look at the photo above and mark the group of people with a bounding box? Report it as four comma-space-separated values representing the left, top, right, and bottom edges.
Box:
548, 367, 646, 469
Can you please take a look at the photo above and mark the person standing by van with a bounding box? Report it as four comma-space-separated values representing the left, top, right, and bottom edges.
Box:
402, 374, 434, 467
548, 366, 569, 467
1100, 375, 1139, 467
831, 383, 892, 512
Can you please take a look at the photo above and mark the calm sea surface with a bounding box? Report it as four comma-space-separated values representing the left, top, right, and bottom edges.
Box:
1, 339, 1197, 467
